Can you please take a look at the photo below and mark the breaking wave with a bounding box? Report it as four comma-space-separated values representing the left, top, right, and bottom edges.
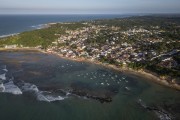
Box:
0, 65, 22, 95
0, 64, 67, 102
30, 24, 45, 29
0, 33, 19, 38
2, 81, 22, 95
36, 92, 65, 102
21, 82, 67, 102
0, 73, 6, 81
21, 83, 39, 92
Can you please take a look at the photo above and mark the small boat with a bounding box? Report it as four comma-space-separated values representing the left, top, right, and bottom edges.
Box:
125, 87, 130, 91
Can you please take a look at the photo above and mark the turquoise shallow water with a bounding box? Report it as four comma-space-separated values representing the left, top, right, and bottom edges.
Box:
0, 50, 180, 120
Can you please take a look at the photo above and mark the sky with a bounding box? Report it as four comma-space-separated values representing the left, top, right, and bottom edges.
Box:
0, 0, 180, 14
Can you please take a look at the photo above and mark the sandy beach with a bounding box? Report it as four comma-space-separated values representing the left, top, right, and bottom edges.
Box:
1, 48, 180, 91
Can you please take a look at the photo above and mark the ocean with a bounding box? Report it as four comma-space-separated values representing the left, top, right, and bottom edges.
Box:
0, 50, 180, 120
0, 14, 130, 37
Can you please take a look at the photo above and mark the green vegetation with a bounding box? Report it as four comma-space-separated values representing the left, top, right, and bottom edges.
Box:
0, 23, 87, 49
127, 62, 146, 70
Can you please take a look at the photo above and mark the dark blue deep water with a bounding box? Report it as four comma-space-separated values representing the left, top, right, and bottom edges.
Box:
0, 14, 129, 36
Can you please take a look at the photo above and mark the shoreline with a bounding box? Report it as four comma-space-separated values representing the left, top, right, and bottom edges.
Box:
0, 23, 52, 39
1, 48, 180, 91
0, 33, 20, 39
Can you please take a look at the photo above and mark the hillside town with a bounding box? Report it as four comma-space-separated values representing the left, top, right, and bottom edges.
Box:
45, 22, 179, 79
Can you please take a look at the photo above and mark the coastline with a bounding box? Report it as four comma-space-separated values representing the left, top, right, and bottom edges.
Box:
0, 23, 52, 39
0, 33, 20, 39
0, 48, 179, 91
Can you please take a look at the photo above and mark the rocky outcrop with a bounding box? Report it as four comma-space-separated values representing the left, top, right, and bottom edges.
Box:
137, 99, 173, 120
71, 89, 112, 103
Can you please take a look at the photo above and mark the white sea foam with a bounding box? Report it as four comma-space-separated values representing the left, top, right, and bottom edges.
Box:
155, 111, 172, 120
138, 99, 147, 108
0, 72, 67, 102
0, 33, 19, 38
31, 24, 44, 29
21, 83, 39, 92
3, 65, 8, 72
0, 83, 5, 92
3, 68, 8, 72
3, 81, 22, 95
0, 66, 65, 101
21, 82, 66, 102
66, 92, 71, 96
0, 74, 6, 80
36, 92, 65, 102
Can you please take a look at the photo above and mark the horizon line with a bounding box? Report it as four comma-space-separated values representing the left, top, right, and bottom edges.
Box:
0, 13, 180, 15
